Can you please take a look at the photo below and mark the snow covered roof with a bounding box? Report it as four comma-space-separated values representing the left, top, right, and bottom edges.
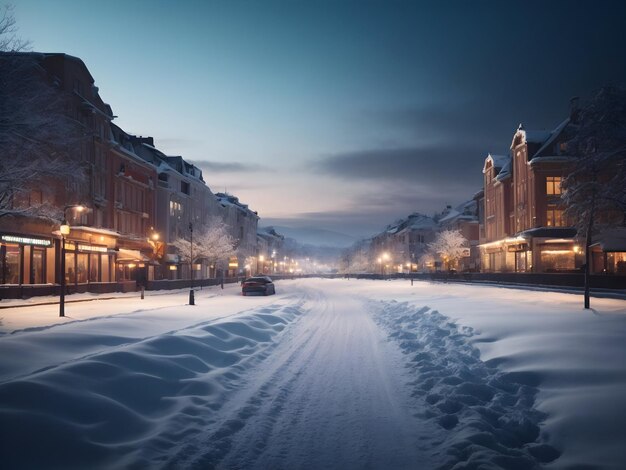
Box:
495, 158, 512, 181
532, 118, 570, 159
376, 213, 437, 238
528, 156, 575, 166
511, 124, 551, 150
483, 153, 510, 176
518, 227, 577, 239
258, 227, 284, 240
406, 213, 438, 230
69, 226, 120, 237
438, 200, 478, 225
216, 193, 259, 217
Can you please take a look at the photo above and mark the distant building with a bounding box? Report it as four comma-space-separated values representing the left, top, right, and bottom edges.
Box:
257, 227, 285, 274
370, 213, 438, 273
216, 193, 259, 277
438, 200, 480, 272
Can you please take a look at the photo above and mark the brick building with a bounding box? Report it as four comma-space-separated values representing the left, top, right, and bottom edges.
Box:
479, 117, 583, 273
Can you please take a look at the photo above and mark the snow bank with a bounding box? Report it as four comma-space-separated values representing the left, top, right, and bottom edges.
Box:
375, 300, 560, 469
0, 299, 305, 469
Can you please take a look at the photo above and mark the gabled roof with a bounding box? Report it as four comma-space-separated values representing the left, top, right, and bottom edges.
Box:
439, 200, 478, 225
482, 153, 510, 174
511, 124, 551, 150
405, 213, 438, 230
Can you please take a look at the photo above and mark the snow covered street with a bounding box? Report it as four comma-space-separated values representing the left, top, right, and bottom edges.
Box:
1, 279, 626, 469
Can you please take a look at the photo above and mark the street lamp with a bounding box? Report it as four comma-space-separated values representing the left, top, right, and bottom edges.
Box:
381, 252, 390, 276
58, 204, 85, 317
189, 222, 195, 306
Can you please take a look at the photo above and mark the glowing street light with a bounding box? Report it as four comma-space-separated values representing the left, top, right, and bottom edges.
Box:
58, 204, 85, 317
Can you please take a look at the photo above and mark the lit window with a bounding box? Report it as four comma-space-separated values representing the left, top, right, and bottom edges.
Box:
546, 205, 565, 227
546, 177, 562, 195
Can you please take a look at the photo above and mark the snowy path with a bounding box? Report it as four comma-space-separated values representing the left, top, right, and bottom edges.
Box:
1, 279, 625, 469
170, 286, 436, 469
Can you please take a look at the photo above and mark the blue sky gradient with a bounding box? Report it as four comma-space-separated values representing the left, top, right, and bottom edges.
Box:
12, 0, 626, 237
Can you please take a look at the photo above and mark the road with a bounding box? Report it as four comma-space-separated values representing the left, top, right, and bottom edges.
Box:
168, 286, 436, 469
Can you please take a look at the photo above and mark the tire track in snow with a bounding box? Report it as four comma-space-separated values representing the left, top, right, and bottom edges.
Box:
170, 285, 436, 470
373, 300, 561, 469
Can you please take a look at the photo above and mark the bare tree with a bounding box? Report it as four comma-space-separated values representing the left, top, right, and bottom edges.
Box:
0, 5, 30, 52
562, 85, 626, 309
0, 6, 87, 220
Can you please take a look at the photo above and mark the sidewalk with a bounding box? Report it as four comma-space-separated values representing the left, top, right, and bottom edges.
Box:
0, 285, 222, 309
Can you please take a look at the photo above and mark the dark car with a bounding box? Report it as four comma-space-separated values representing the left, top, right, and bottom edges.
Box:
242, 276, 276, 296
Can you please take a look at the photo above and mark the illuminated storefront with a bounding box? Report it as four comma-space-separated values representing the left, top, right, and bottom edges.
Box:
0, 233, 55, 285
480, 228, 581, 273
60, 227, 119, 288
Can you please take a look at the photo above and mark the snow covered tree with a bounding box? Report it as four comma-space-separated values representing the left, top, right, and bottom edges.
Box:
427, 229, 468, 271
418, 252, 436, 272
561, 85, 626, 309
197, 218, 236, 273
0, 7, 87, 220
170, 218, 236, 278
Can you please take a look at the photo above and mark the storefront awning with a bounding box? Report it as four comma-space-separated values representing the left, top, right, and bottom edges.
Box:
117, 248, 150, 263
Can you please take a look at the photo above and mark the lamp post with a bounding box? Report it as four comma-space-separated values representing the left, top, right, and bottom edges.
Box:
59, 220, 70, 317
189, 222, 195, 305
58, 204, 85, 317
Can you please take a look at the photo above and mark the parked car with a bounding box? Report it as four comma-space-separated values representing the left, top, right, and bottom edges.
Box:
242, 276, 276, 296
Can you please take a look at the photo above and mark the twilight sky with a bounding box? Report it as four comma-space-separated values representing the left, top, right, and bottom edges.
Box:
13, 0, 626, 238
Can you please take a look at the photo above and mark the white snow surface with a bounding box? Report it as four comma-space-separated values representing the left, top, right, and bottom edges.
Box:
0, 279, 625, 469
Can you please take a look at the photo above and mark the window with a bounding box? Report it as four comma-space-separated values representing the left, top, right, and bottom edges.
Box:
546, 176, 562, 195
89, 254, 99, 282
546, 205, 565, 227
4, 245, 20, 284
32, 248, 45, 284
181, 181, 190, 195
169, 201, 183, 217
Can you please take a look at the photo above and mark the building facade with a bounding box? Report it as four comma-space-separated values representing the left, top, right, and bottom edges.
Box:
479, 118, 584, 273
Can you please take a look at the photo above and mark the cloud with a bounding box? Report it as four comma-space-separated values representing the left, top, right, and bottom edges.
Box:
263, 181, 477, 239
314, 144, 486, 187
188, 160, 267, 173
